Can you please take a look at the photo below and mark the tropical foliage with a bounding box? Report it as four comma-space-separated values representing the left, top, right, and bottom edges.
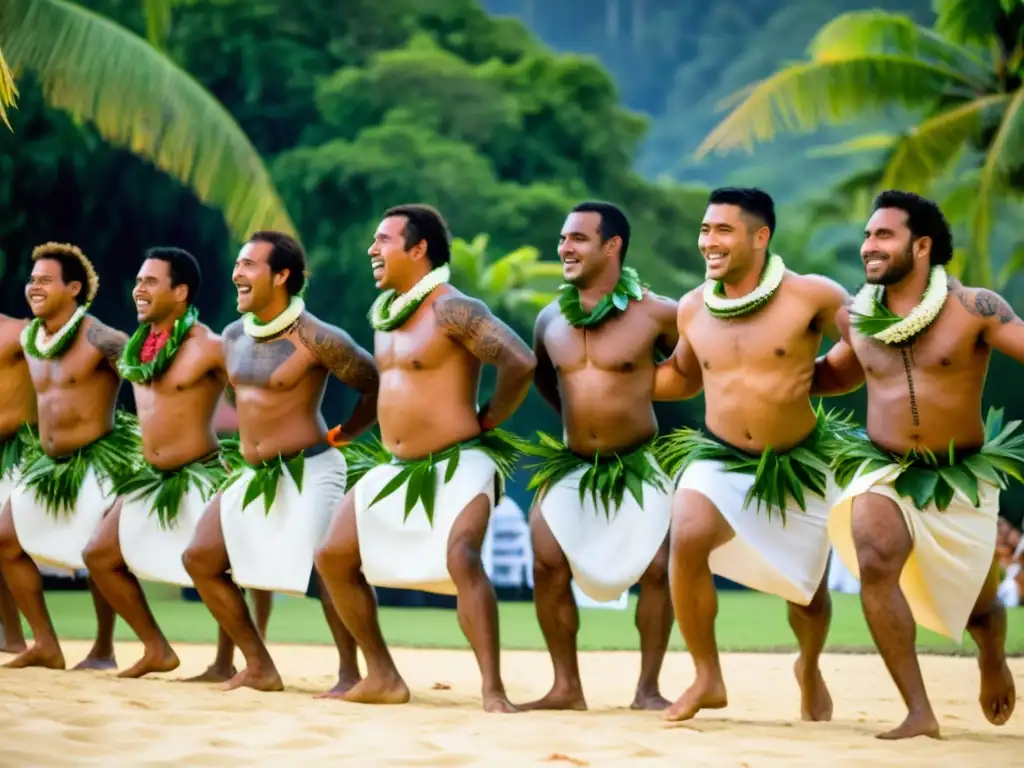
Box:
0, 47, 16, 130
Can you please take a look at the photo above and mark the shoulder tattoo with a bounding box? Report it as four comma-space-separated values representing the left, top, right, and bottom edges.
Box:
296, 317, 378, 393
955, 287, 1020, 325
86, 321, 127, 364
434, 295, 506, 364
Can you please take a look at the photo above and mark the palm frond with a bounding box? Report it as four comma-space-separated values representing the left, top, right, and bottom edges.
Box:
0, 0, 296, 241
804, 132, 898, 158
882, 93, 1012, 190
0, 46, 17, 131
934, 0, 1008, 49
997, 241, 1024, 289
141, 0, 175, 51
696, 56, 970, 159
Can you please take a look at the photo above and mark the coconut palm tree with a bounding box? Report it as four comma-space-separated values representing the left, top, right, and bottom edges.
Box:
449, 234, 564, 327
0, 47, 16, 130
0, 0, 294, 240
694, 0, 1024, 288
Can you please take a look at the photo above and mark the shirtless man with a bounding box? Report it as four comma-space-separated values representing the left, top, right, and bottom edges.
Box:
652, 187, 850, 723
81, 247, 271, 680
522, 201, 678, 711
0, 313, 35, 654
813, 190, 1019, 739
0, 243, 134, 670
182, 230, 380, 692
315, 204, 535, 712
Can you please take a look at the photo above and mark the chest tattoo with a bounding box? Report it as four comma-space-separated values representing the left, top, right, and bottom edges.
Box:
900, 346, 920, 427
229, 337, 296, 387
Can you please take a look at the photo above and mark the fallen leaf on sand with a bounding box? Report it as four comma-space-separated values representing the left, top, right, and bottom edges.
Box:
431, 682, 452, 690
543, 753, 588, 766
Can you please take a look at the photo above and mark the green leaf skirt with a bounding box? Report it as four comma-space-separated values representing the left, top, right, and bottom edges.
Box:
655, 404, 860, 523
827, 407, 1024, 512
19, 410, 142, 518
0, 422, 33, 481
114, 449, 229, 530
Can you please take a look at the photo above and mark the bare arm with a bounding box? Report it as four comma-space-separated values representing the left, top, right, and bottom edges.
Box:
532, 307, 561, 414
434, 293, 537, 429
85, 318, 128, 371
955, 286, 1024, 364
653, 290, 703, 401
297, 315, 379, 443
810, 306, 865, 396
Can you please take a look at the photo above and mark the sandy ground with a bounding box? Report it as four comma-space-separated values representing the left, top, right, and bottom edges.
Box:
0, 641, 1022, 767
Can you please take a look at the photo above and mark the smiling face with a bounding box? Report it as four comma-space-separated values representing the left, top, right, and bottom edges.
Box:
557, 211, 616, 286
698, 203, 768, 283
368, 215, 425, 292
232, 241, 286, 314
133, 258, 186, 324
861, 208, 919, 285
25, 258, 80, 320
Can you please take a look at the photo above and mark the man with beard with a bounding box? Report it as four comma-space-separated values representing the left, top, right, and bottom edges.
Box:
0, 243, 137, 670
183, 231, 379, 692
519, 201, 678, 711
652, 187, 852, 723
815, 190, 1021, 739
81, 247, 272, 680
315, 204, 535, 713
0, 312, 35, 655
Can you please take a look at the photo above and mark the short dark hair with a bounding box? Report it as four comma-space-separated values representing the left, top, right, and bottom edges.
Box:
144, 247, 202, 304
248, 231, 308, 296
570, 201, 631, 263
707, 187, 776, 244
383, 204, 452, 268
872, 190, 953, 266
31, 243, 92, 306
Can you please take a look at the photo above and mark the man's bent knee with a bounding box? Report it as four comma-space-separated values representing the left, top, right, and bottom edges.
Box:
182, 545, 221, 579
314, 541, 354, 577
446, 539, 482, 584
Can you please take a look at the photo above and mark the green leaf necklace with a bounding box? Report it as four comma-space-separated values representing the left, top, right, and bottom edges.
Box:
20, 304, 90, 360
118, 306, 199, 384
558, 266, 645, 328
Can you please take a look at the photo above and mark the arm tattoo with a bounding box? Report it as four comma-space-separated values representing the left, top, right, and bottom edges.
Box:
956, 288, 1021, 325
434, 295, 529, 365
296, 317, 379, 394
86, 322, 127, 366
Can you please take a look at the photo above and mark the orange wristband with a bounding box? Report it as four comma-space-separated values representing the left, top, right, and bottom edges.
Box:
327, 425, 349, 447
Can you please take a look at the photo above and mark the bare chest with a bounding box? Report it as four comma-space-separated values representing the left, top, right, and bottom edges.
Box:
375, 311, 456, 372
545, 311, 657, 374
687, 302, 820, 373
853, 308, 986, 380
226, 333, 314, 390
26, 338, 100, 389
137, 345, 215, 395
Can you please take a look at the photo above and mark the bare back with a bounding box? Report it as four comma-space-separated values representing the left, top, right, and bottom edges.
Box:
537, 293, 678, 454
681, 273, 846, 452
848, 281, 1001, 453
25, 316, 126, 456
376, 285, 502, 459
132, 323, 226, 469
0, 316, 36, 438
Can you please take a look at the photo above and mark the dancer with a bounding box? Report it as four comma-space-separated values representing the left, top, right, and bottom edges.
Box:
315, 204, 534, 712
815, 190, 1021, 739
653, 187, 852, 723
182, 231, 379, 692
521, 201, 678, 711
81, 247, 271, 680
0, 312, 35, 654
0, 243, 137, 669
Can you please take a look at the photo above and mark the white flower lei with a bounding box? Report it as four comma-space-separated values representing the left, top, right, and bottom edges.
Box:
703, 253, 786, 318
369, 265, 450, 332
243, 296, 305, 339
20, 304, 90, 358
850, 265, 948, 345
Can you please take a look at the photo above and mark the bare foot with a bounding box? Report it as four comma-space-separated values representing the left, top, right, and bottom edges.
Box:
877, 710, 941, 740
978, 647, 1016, 725
483, 693, 519, 713
0, 639, 27, 654
71, 654, 117, 672
4, 644, 65, 670
794, 656, 833, 722
314, 673, 363, 699
661, 676, 727, 722
183, 664, 237, 683
222, 666, 284, 692
631, 690, 672, 711
342, 673, 411, 705
519, 686, 587, 711
118, 647, 180, 679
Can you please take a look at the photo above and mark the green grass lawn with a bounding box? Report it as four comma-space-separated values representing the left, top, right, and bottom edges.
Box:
24, 584, 1024, 656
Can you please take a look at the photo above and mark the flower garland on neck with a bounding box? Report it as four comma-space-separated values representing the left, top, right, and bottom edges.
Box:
21, 305, 90, 360
703, 253, 786, 319
369, 264, 450, 332
243, 296, 305, 339
118, 305, 199, 384
850, 266, 948, 345
558, 266, 645, 328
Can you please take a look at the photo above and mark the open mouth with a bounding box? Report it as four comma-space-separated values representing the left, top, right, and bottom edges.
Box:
562, 257, 580, 268
235, 284, 252, 296
135, 299, 151, 310
863, 255, 886, 268
704, 251, 728, 269
29, 294, 46, 306
371, 259, 385, 277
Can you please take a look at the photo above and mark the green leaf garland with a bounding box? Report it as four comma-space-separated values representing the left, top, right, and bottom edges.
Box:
118, 306, 199, 384
557, 266, 645, 328
220, 448, 306, 515
20, 305, 90, 360
114, 449, 227, 529
0, 423, 31, 480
